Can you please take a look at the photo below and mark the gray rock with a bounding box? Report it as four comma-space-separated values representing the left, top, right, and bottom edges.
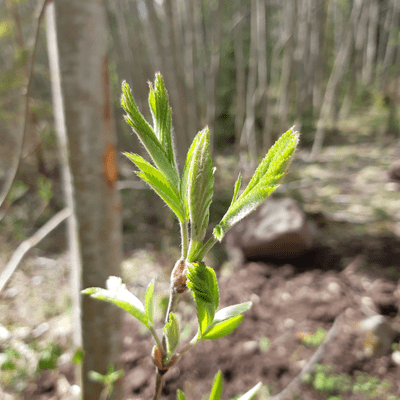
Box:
225, 198, 317, 264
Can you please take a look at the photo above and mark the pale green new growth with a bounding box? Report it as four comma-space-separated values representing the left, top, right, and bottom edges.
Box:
213, 127, 299, 242
186, 262, 219, 335
148, 74, 176, 170
209, 370, 223, 400
202, 315, 244, 340
201, 302, 252, 340
121, 78, 179, 188
176, 389, 187, 400
145, 280, 155, 327
236, 382, 263, 400
84, 72, 298, 400
82, 276, 147, 326
124, 152, 184, 222
177, 371, 261, 400
186, 128, 214, 261
163, 312, 180, 358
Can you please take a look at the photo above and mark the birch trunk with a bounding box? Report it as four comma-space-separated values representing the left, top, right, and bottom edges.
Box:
240, 0, 258, 165
362, 0, 379, 85
54, 1, 123, 398
310, 0, 364, 160
234, 16, 246, 149
278, 0, 295, 133
45, 1, 82, 355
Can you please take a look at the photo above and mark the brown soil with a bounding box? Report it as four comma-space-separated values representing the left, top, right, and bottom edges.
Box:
116, 257, 400, 400
17, 235, 400, 400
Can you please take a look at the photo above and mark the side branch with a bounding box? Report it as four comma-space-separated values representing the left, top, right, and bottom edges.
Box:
0, 207, 71, 293
0, 0, 52, 219
269, 314, 343, 400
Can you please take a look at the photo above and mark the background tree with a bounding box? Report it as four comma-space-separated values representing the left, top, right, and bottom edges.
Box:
54, 0, 123, 399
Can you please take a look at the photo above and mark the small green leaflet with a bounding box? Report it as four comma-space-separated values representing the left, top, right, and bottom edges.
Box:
145, 280, 155, 327
213, 301, 252, 322
121, 80, 179, 188
181, 132, 201, 220
202, 315, 244, 340
124, 152, 184, 222
213, 128, 299, 241
185, 128, 214, 261
236, 382, 262, 400
209, 371, 223, 400
176, 389, 187, 400
163, 312, 180, 357
202, 302, 252, 340
148, 73, 177, 170
82, 276, 148, 327
186, 262, 219, 336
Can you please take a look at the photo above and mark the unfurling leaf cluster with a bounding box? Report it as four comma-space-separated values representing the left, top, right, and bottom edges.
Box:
83, 72, 299, 399
121, 73, 298, 262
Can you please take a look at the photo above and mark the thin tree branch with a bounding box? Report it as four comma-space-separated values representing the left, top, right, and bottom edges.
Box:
0, 0, 51, 219
269, 314, 343, 400
0, 208, 71, 294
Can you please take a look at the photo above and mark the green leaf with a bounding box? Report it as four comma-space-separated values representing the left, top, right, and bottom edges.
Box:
185, 128, 214, 261
108, 369, 124, 383
187, 262, 219, 335
209, 371, 223, 400
181, 132, 200, 219
213, 128, 299, 241
213, 302, 252, 323
236, 382, 262, 400
240, 127, 299, 199
177, 389, 187, 400
88, 370, 105, 383
229, 173, 242, 207
124, 153, 184, 221
121, 81, 179, 187
82, 276, 147, 327
202, 315, 244, 340
148, 73, 177, 170
145, 280, 155, 327
213, 183, 278, 241
163, 312, 180, 356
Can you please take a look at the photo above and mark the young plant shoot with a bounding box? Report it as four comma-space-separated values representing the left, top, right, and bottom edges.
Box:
82, 72, 299, 400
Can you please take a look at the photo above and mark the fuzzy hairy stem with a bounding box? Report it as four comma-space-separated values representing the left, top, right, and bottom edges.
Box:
191, 235, 218, 262
153, 371, 164, 400
179, 219, 189, 259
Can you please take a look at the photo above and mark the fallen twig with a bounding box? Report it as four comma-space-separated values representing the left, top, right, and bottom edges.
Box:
269, 314, 343, 400
0, 0, 52, 221
0, 207, 71, 293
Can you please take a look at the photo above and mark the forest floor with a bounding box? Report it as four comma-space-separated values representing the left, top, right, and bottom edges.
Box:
1, 138, 400, 399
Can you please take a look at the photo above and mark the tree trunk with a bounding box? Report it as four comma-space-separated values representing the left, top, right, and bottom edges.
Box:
234, 12, 246, 150
205, 0, 225, 153
312, 0, 326, 113
54, 1, 123, 399
278, 0, 295, 133
45, 0, 82, 356
310, 0, 363, 160
181, 0, 199, 139
240, 0, 258, 165
362, 0, 379, 85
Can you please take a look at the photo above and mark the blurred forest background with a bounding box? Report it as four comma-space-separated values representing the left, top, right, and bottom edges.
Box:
0, 0, 400, 399
0, 0, 399, 247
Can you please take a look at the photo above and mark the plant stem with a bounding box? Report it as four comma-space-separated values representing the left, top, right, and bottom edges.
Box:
164, 290, 179, 324
153, 371, 164, 400
191, 235, 218, 262
179, 219, 189, 259
149, 326, 164, 353
175, 334, 198, 363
